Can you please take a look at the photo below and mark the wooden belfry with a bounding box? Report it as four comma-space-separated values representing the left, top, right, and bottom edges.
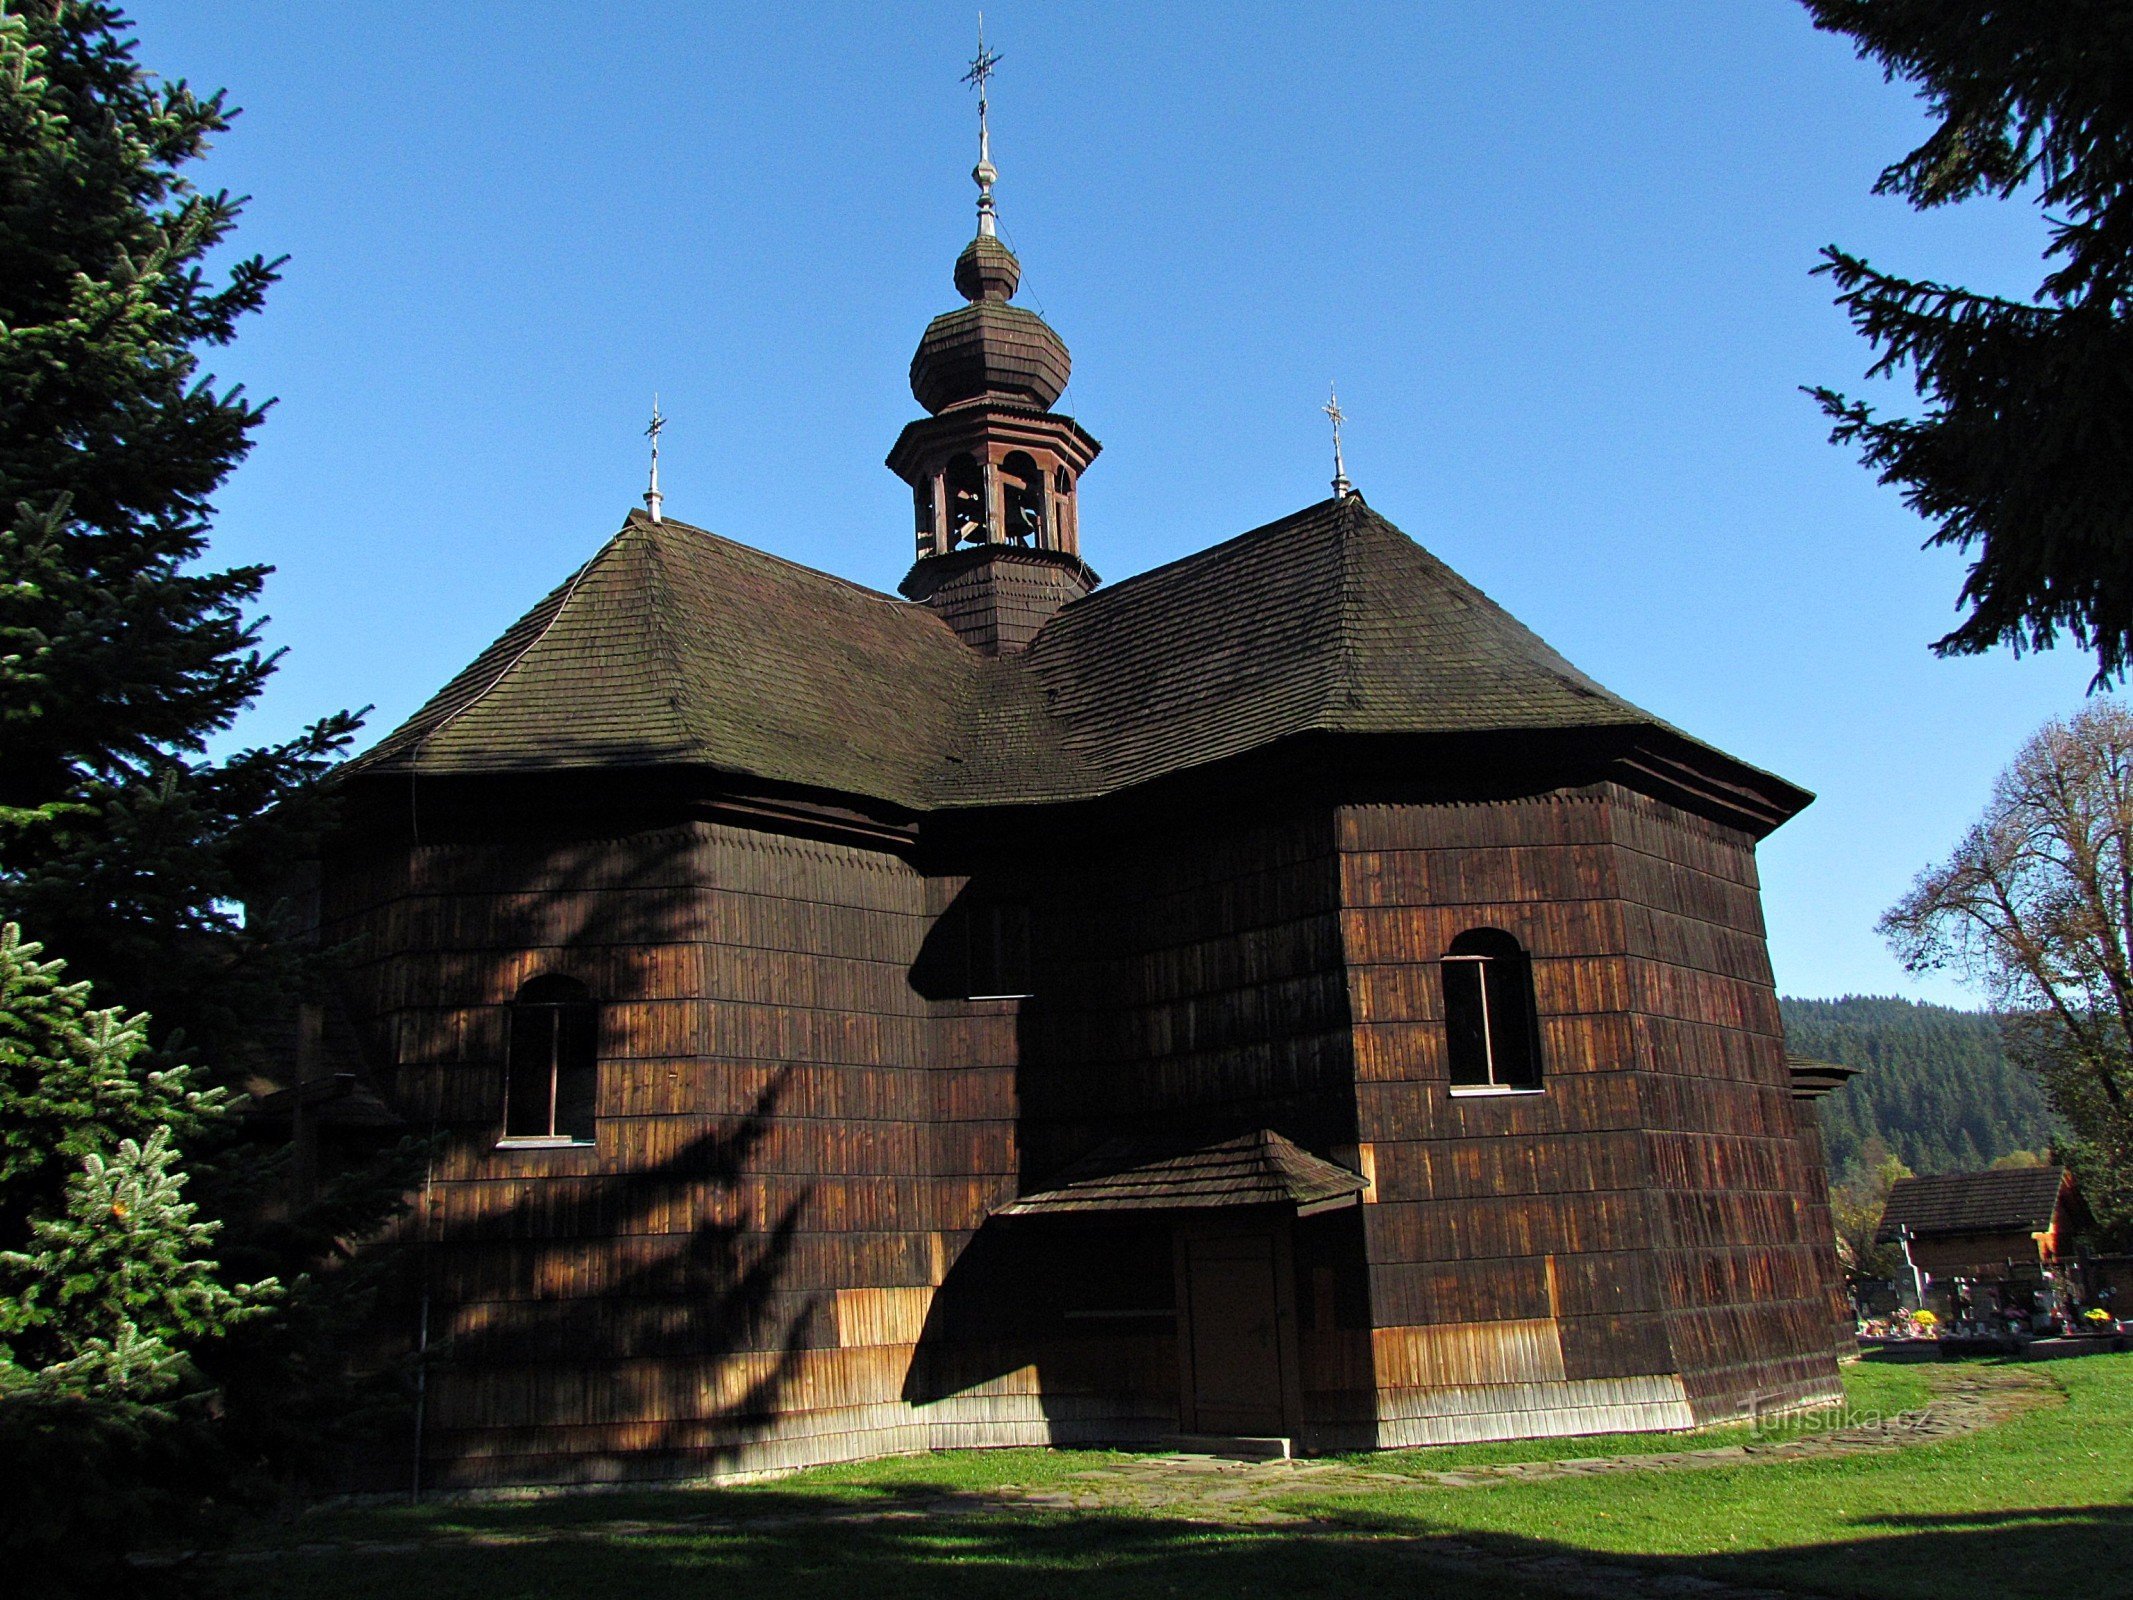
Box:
304, 36, 1848, 1489
886, 29, 1099, 656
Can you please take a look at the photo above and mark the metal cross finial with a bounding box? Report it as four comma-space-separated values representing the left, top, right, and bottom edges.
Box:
963, 13, 1001, 100
1325, 382, 1353, 499
644, 396, 666, 524
964, 14, 1003, 237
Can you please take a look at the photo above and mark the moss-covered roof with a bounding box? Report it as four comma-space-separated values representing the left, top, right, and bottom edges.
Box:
351, 495, 1805, 821
995, 1127, 1366, 1216
1876, 1167, 2074, 1241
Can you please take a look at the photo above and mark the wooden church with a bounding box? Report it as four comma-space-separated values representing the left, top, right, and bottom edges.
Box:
305, 73, 1849, 1489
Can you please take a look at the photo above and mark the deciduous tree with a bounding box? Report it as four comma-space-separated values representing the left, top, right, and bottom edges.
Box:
1830, 1137, 1911, 1277
1882, 701, 2133, 1238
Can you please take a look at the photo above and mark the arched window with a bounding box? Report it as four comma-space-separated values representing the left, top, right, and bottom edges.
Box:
504, 975, 598, 1143
1000, 451, 1044, 544
946, 454, 986, 546
1440, 929, 1542, 1091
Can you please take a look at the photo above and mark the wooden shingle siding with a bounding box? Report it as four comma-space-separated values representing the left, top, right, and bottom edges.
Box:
1788, 1099, 1854, 1357
298, 240, 1846, 1487
315, 763, 1837, 1486
1335, 786, 1840, 1434
1606, 789, 1842, 1419
1371, 1318, 1567, 1387
324, 815, 984, 1487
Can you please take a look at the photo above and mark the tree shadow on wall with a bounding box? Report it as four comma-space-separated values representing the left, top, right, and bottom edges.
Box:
899, 1212, 1185, 1448
322, 808, 828, 1493
411, 1065, 814, 1490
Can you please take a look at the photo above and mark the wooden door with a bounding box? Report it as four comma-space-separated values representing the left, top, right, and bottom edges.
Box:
1180, 1229, 1288, 1435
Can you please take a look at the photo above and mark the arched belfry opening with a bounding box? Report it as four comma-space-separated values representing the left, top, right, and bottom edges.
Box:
946, 453, 987, 546
887, 128, 1101, 654
1000, 451, 1044, 544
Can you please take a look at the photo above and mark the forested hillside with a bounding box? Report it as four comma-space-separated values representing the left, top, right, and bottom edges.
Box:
1780, 996, 2058, 1179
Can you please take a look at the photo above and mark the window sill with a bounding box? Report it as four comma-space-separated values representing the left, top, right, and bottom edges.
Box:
494, 1136, 597, 1150
1447, 1085, 1545, 1098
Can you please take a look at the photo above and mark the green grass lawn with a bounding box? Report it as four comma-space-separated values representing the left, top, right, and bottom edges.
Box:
219, 1352, 2133, 1600
1286, 1351, 2133, 1597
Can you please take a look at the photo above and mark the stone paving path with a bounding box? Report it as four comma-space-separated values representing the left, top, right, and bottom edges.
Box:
226, 1362, 2061, 1600
914, 1361, 2058, 1518
951, 1364, 2059, 1600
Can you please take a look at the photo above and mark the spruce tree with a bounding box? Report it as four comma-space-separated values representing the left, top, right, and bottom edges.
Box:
0, 922, 221, 1231
0, 3, 419, 1531
1804, 1, 2133, 684
0, 0, 360, 1067
1, 1125, 273, 1395
0, 923, 267, 1388
0, 923, 272, 1594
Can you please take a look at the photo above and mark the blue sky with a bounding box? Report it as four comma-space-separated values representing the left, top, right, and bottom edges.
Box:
126, 1, 2103, 1005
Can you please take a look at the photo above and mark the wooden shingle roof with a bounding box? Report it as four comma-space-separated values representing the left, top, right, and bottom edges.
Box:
1875, 1167, 2072, 1242
1786, 1052, 1861, 1101
353, 514, 993, 809
995, 1128, 1366, 1217
1017, 497, 1660, 795
351, 495, 1807, 821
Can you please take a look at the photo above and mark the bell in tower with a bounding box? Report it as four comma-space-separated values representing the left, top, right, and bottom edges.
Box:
888, 33, 1100, 655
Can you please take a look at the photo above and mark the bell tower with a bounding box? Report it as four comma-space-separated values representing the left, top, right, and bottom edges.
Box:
890, 31, 1100, 655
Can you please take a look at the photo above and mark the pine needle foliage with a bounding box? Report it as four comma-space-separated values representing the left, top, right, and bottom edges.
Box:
0, 922, 270, 1594
1804, 1, 2133, 684
0, 921, 220, 1237
0, 1125, 275, 1396
0, 0, 361, 1066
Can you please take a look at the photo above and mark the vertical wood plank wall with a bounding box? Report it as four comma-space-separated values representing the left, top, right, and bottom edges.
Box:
316, 782, 1843, 1486
1606, 787, 1842, 1418
1026, 812, 1355, 1173
323, 818, 985, 1486
1336, 786, 1840, 1448
1789, 1098, 1855, 1358
915, 810, 1363, 1445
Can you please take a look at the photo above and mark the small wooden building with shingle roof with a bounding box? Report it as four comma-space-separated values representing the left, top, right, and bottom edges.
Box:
309, 123, 1846, 1490
1876, 1166, 2084, 1280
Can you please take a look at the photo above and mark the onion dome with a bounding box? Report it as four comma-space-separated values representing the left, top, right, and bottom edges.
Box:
910, 236, 1071, 415
955, 233, 1021, 301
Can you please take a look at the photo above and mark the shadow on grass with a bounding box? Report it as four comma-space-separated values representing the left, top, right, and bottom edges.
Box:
220, 1498, 1518, 1600
1302, 1499, 2133, 1600
217, 1484, 2133, 1600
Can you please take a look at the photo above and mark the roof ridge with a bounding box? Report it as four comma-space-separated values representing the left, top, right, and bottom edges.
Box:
344, 498, 1808, 831
357, 519, 635, 773
1330, 496, 1370, 724
634, 522, 700, 755
1067, 497, 1347, 610
647, 511, 914, 608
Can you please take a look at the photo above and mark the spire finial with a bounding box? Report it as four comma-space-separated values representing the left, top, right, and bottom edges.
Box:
963, 14, 1003, 237
644, 396, 665, 524
1325, 382, 1353, 499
